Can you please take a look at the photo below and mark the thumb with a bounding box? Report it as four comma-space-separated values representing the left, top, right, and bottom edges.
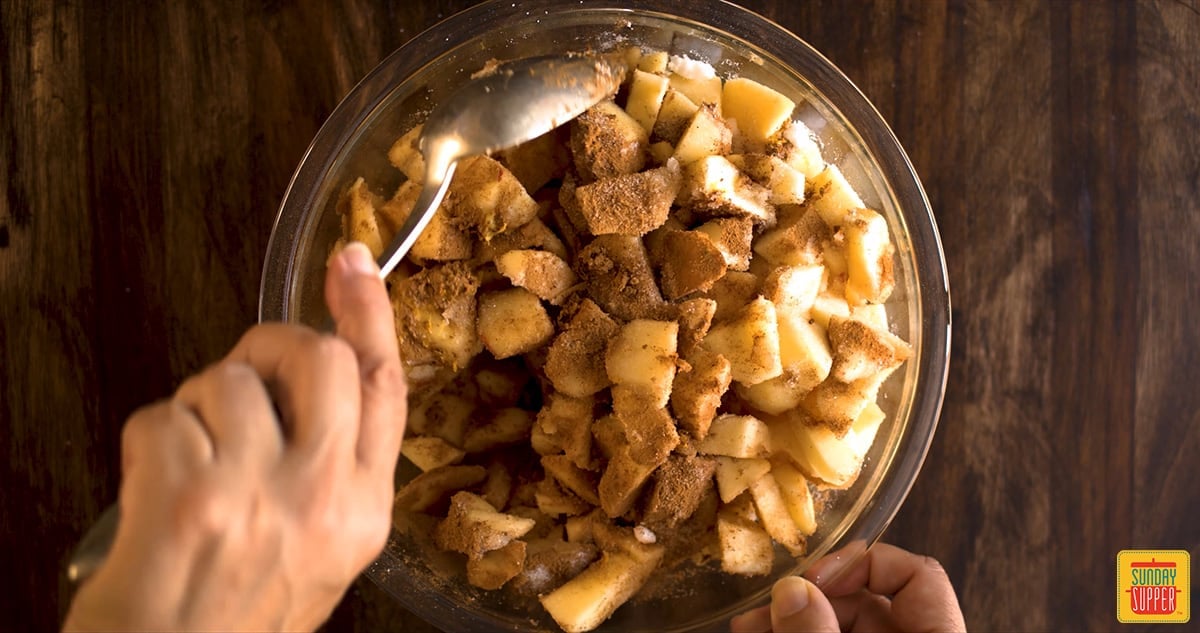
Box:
325, 242, 407, 473
771, 576, 840, 633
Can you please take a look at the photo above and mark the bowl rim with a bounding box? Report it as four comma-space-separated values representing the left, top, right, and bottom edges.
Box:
259, 0, 951, 629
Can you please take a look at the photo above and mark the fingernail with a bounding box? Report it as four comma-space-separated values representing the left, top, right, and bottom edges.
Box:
340, 242, 380, 277
772, 576, 811, 619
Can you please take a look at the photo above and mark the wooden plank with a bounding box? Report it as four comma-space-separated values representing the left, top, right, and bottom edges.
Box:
1133, 0, 1200, 556
880, 2, 1057, 631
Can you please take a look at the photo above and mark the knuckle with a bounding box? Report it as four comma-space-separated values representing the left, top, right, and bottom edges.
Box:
174, 479, 233, 540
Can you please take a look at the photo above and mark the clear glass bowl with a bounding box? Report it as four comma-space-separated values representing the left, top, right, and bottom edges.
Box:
259, 0, 951, 631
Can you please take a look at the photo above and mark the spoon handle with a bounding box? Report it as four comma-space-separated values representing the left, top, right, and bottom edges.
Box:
376, 161, 457, 280
67, 503, 119, 584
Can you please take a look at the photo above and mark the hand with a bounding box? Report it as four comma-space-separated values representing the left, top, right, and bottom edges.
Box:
730, 542, 966, 633
63, 242, 407, 632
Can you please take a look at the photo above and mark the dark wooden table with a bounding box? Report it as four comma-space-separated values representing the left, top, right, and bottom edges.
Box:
3, 1, 1197, 631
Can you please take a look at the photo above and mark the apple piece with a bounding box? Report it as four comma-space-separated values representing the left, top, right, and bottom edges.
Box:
401, 436, 465, 472
713, 456, 771, 503
716, 494, 775, 576
700, 297, 783, 386
722, 77, 796, 150
696, 414, 772, 458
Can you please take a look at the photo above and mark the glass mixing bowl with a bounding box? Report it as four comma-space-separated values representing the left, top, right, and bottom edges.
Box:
259, 0, 951, 630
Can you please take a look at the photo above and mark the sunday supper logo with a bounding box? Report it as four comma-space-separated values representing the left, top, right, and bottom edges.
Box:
1117, 550, 1190, 624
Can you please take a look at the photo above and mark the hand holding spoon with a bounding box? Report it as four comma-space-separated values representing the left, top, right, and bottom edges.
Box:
66, 52, 624, 585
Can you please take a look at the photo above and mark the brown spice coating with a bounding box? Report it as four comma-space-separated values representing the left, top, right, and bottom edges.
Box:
466, 540, 527, 590
827, 315, 912, 383
669, 347, 733, 440
612, 395, 680, 467
389, 261, 481, 371
658, 230, 728, 300
702, 217, 755, 271
642, 454, 718, 532
675, 297, 717, 357
544, 299, 621, 397
575, 163, 681, 236
570, 100, 648, 181
575, 234, 667, 321
443, 155, 539, 240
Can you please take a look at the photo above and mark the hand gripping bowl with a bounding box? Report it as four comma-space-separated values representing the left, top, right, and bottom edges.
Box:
259, 0, 951, 631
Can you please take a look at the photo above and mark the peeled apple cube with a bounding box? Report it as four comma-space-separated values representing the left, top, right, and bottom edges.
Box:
722, 77, 796, 150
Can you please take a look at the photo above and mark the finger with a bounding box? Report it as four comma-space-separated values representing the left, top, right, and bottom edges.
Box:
121, 400, 213, 485
729, 604, 771, 633
175, 361, 283, 468
226, 323, 361, 457
828, 590, 897, 632
824, 543, 965, 632
769, 576, 840, 633
324, 242, 407, 474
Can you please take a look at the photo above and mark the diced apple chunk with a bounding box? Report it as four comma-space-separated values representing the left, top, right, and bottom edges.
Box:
696, 414, 771, 458
842, 207, 896, 305
575, 162, 681, 236
806, 164, 865, 228
495, 249, 578, 305
717, 494, 775, 576
571, 100, 648, 181
768, 403, 884, 489
727, 153, 806, 205
658, 230, 728, 300
673, 105, 732, 165
340, 177, 385, 258
605, 319, 679, 409
670, 347, 732, 440
434, 491, 537, 559
466, 540, 526, 590
762, 264, 825, 316
401, 436, 465, 472
752, 209, 832, 267
827, 315, 912, 383
652, 89, 700, 145
701, 297, 783, 386
714, 456, 771, 503
811, 292, 851, 330
702, 271, 761, 324
767, 119, 825, 179
539, 545, 664, 633
598, 448, 659, 519
722, 77, 796, 150
770, 459, 818, 536
678, 155, 775, 225
545, 299, 621, 397
477, 288, 554, 359
637, 50, 669, 74
749, 473, 805, 556
625, 70, 670, 134
387, 124, 425, 183
394, 465, 487, 514
443, 155, 540, 240
462, 407, 535, 453
695, 217, 754, 272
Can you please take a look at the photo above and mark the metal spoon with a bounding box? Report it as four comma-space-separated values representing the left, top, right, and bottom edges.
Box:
375, 53, 625, 278
66, 53, 624, 586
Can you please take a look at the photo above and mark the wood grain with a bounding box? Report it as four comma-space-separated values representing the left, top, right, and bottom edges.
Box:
1, 1, 1197, 632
